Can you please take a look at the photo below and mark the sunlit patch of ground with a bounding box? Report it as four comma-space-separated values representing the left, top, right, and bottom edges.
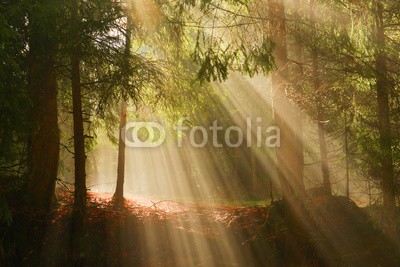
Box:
44, 191, 272, 266
54, 191, 267, 233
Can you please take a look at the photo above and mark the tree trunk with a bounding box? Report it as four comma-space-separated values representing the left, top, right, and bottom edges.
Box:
114, 100, 127, 205
267, 1, 309, 264
310, 0, 331, 195
374, 0, 396, 213
291, 0, 305, 194
25, 5, 59, 264
70, 50, 87, 267
70, 1, 87, 264
27, 2, 59, 213
251, 148, 258, 197
71, 53, 87, 218
344, 112, 350, 198
268, 0, 304, 200
317, 120, 331, 194
114, 8, 132, 206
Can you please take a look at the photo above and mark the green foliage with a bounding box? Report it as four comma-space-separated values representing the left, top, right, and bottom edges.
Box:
160, 0, 276, 82
0, 1, 30, 179
195, 47, 230, 82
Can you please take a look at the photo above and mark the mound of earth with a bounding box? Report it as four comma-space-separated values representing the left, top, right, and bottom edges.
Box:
264, 195, 400, 266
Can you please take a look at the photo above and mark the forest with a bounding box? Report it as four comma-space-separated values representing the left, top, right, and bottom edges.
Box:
1, 0, 400, 266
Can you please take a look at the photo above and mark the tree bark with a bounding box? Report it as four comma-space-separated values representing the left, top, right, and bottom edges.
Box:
27, 1, 60, 212
267, 1, 309, 264
70, 1, 87, 264
317, 120, 331, 194
291, 0, 305, 194
310, 0, 331, 195
25, 4, 59, 264
268, 0, 305, 200
344, 112, 350, 198
71, 53, 87, 219
114, 8, 132, 206
374, 0, 396, 213
114, 100, 127, 205
251, 148, 258, 197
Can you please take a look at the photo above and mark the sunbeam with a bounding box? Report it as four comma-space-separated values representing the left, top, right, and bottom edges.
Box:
2, 0, 400, 266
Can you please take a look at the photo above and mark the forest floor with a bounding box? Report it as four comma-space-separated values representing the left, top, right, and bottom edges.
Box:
5, 192, 400, 266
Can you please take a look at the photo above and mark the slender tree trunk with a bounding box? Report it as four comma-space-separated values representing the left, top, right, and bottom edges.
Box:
368, 179, 372, 206
70, 1, 87, 264
113, 98, 127, 264
344, 112, 350, 198
291, 0, 305, 194
71, 53, 87, 219
269, 174, 274, 203
70, 51, 87, 266
70, 50, 87, 267
374, 0, 396, 214
114, 100, 127, 204
317, 120, 331, 193
251, 148, 258, 197
310, 0, 331, 195
114, 8, 132, 206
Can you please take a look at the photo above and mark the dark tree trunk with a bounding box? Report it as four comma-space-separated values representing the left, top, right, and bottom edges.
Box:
114, 9, 132, 206
114, 100, 127, 205
25, 4, 59, 264
27, 2, 59, 214
27, 49, 59, 212
70, 49, 87, 267
69, 1, 87, 264
374, 0, 396, 213
113, 101, 126, 263
317, 120, 331, 193
71, 53, 87, 219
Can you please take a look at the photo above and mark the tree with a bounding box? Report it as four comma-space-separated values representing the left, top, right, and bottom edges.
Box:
373, 0, 396, 215
114, 100, 127, 205
0, 1, 30, 189
57, 0, 132, 262
341, 0, 399, 212
267, 0, 305, 200
68, 0, 87, 263
27, 0, 60, 211
0, 1, 81, 263
114, 3, 132, 206
289, 0, 306, 196
310, 0, 332, 194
